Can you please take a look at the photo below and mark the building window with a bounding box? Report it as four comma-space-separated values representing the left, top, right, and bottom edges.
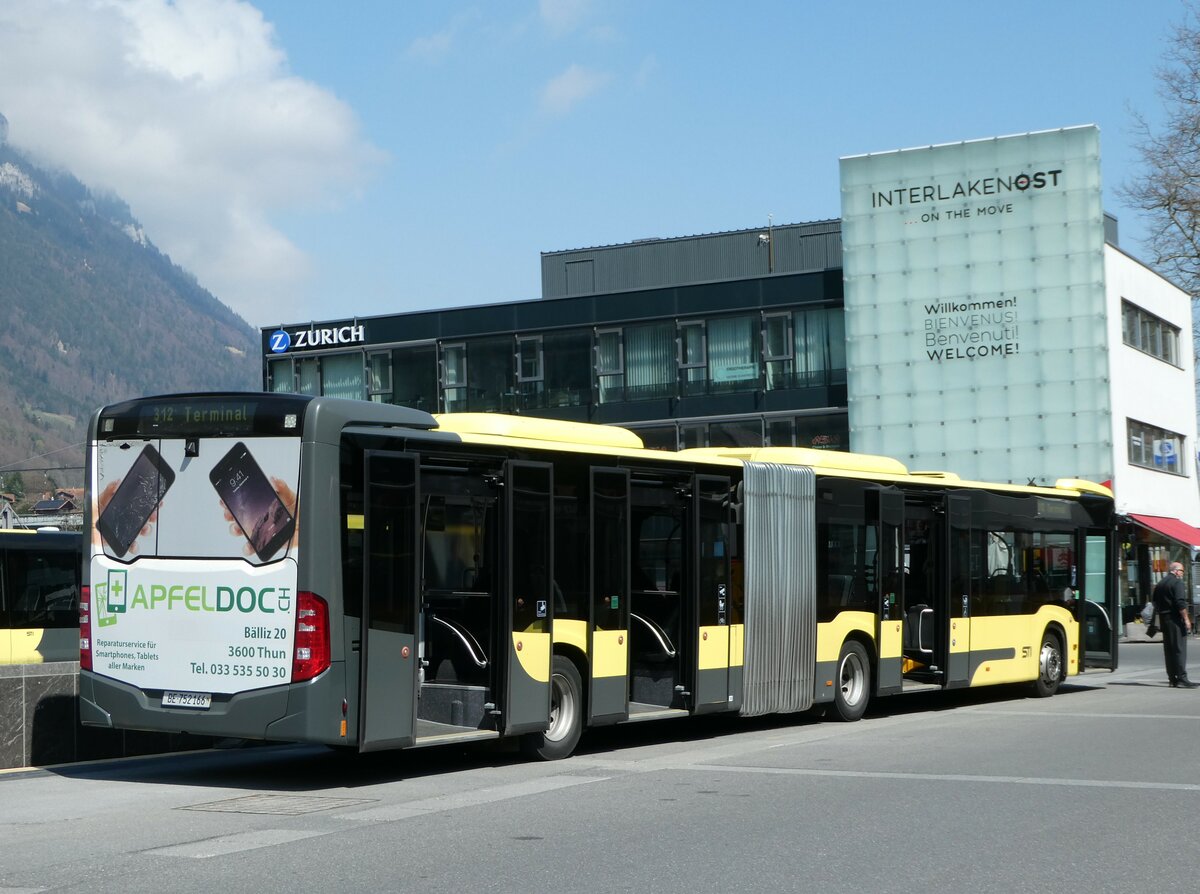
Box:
322, 352, 365, 400
541, 330, 591, 409
441, 343, 467, 411
597, 323, 674, 403
708, 418, 763, 447
763, 313, 794, 391
392, 343, 437, 412
630, 425, 678, 451
367, 351, 392, 403
1128, 418, 1185, 475
678, 320, 707, 397
297, 357, 320, 395
1123, 300, 1180, 366
707, 315, 759, 395
268, 358, 294, 393
595, 328, 624, 404
469, 336, 515, 411
517, 336, 543, 383
626, 322, 674, 401
795, 412, 849, 450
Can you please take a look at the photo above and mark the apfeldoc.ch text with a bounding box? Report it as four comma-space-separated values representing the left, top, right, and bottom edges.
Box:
872, 170, 1063, 208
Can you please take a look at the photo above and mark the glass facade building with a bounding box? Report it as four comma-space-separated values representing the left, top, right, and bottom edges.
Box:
263, 224, 850, 452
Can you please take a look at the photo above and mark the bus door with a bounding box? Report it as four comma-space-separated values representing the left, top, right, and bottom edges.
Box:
873, 488, 905, 696
589, 467, 630, 723
629, 477, 689, 711
692, 475, 733, 714
902, 501, 944, 684
945, 493, 972, 688
1079, 528, 1118, 669
359, 451, 420, 752
502, 461, 554, 736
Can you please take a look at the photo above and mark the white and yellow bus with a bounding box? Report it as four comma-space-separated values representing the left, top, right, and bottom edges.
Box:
79, 393, 1118, 758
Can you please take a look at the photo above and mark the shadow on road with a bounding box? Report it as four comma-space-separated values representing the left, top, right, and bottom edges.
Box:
35, 680, 1105, 792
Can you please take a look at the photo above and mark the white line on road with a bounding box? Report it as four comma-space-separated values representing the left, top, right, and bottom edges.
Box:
968, 709, 1200, 721
145, 828, 331, 859
340, 774, 609, 822
689, 764, 1200, 792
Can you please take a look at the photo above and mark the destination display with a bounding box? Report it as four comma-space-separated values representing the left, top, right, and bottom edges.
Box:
97, 396, 309, 438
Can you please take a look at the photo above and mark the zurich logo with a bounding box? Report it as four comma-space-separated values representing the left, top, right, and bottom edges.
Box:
269, 329, 292, 353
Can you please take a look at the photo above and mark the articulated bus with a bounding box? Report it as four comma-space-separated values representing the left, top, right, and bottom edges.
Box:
0, 529, 80, 665
79, 393, 1118, 759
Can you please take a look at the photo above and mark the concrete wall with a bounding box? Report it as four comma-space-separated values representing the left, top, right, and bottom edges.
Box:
0, 662, 211, 769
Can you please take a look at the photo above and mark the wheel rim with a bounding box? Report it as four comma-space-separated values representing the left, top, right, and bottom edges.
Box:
1039, 641, 1061, 684
545, 671, 577, 743
839, 651, 866, 706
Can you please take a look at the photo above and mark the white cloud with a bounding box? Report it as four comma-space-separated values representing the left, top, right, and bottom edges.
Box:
0, 0, 384, 327
406, 8, 482, 61
540, 63, 611, 116
539, 0, 593, 36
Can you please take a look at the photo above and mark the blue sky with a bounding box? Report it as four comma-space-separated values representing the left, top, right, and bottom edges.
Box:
0, 1, 1187, 327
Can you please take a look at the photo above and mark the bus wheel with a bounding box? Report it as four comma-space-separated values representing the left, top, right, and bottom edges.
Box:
521, 656, 583, 761
832, 640, 870, 722
1031, 631, 1063, 698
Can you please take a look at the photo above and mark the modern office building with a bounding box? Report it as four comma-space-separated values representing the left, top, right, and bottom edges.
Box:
263, 218, 850, 454
261, 125, 1200, 610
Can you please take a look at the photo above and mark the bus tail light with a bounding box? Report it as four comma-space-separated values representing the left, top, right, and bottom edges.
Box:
292, 591, 330, 682
79, 585, 92, 671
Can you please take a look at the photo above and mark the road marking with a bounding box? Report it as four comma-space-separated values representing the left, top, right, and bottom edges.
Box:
689, 764, 1200, 792
341, 774, 608, 822
145, 828, 330, 858
968, 709, 1200, 721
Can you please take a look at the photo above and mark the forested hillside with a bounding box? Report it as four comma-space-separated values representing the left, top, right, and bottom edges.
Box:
0, 138, 260, 495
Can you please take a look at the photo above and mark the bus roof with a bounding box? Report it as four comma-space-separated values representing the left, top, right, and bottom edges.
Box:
681, 446, 1112, 500
434, 413, 646, 450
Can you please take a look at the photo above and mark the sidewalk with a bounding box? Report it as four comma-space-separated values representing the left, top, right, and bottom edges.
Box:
1122, 621, 1161, 644
1120, 621, 1200, 643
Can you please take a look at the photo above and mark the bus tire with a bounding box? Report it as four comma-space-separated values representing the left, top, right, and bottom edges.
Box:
521, 655, 583, 760
831, 640, 870, 722
1031, 630, 1063, 698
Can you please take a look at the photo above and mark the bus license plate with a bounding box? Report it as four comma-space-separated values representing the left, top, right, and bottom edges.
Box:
162, 690, 211, 709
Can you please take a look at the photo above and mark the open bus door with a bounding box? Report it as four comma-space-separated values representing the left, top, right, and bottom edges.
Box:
589, 467, 631, 724
1080, 529, 1118, 670
945, 493, 972, 689
359, 451, 420, 752
502, 461, 554, 735
692, 475, 734, 713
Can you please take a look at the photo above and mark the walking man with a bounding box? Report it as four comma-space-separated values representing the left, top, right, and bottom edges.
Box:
1154, 561, 1197, 687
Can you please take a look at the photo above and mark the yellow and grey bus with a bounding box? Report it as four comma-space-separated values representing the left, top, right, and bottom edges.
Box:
1, 528, 80, 665
79, 393, 1117, 759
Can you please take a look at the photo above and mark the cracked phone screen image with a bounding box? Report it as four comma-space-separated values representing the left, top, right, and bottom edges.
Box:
209, 442, 295, 562
96, 444, 175, 557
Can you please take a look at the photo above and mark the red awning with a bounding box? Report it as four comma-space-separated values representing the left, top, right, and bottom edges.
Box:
1129, 513, 1200, 549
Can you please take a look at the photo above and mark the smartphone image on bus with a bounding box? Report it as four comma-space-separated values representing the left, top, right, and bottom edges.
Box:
209, 442, 296, 562
96, 444, 175, 558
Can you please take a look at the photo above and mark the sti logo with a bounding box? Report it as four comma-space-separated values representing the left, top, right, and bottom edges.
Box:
269, 329, 292, 354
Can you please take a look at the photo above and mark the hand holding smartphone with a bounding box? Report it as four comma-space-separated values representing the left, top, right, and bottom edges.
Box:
209, 442, 297, 561
95, 444, 175, 557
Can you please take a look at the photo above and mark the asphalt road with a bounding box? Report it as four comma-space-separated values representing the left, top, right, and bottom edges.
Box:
1, 642, 1193, 894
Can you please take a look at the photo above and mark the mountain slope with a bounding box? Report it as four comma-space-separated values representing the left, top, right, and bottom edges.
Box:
0, 138, 261, 491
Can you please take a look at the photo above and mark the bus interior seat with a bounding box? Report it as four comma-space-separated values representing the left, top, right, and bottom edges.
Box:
904, 604, 933, 654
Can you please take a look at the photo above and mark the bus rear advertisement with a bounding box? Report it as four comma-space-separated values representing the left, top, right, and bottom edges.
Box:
79, 393, 1119, 759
